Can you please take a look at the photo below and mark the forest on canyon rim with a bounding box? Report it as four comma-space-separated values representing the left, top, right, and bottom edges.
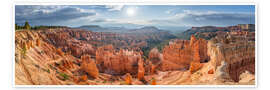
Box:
14, 24, 255, 85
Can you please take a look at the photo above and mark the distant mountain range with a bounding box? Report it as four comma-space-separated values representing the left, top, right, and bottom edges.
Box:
75, 25, 187, 34
176, 26, 231, 40
75, 24, 253, 40
76, 25, 127, 33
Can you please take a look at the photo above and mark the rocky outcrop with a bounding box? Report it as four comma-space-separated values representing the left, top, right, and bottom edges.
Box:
238, 71, 255, 84
148, 48, 162, 65
125, 73, 132, 85
161, 35, 209, 71
162, 40, 193, 71
95, 45, 143, 75
191, 35, 209, 62
137, 59, 145, 80
207, 32, 255, 82
15, 30, 80, 85
80, 55, 99, 79
57, 59, 76, 73
208, 69, 214, 74
189, 61, 203, 73
44, 29, 96, 58
151, 78, 157, 85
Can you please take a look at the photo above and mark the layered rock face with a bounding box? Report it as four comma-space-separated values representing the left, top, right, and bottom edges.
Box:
161, 35, 209, 71
15, 30, 80, 85
207, 32, 255, 82
28, 28, 160, 58
31, 28, 97, 58
95, 45, 144, 75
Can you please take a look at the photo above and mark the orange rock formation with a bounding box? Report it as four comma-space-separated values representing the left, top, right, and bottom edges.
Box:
96, 45, 143, 75
80, 55, 99, 79
125, 73, 132, 85
162, 35, 209, 71
137, 59, 145, 80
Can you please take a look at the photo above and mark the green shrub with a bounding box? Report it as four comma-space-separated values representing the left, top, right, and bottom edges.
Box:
59, 73, 69, 80
47, 69, 50, 73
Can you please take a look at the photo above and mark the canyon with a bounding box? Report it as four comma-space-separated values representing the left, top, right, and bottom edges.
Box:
15, 25, 255, 85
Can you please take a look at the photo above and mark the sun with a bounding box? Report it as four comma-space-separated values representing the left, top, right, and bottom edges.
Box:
126, 7, 136, 17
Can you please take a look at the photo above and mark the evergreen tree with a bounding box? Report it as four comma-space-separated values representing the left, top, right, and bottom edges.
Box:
15, 24, 18, 30
24, 21, 31, 30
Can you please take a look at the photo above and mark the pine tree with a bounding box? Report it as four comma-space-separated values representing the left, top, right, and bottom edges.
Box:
24, 21, 31, 30
15, 24, 18, 30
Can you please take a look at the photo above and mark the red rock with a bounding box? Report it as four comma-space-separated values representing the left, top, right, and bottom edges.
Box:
73, 76, 80, 84
137, 59, 145, 80
151, 64, 156, 75
161, 35, 209, 71
36, 39, 41, 46
56, 48, 64, 56
125, 73, 132, 85
190, 34, 196, 46
96, 45, 143, 75
80, 75, 88, 81
61, 59, 74, 69
148, 48, 162, 65
189, 61, 203, 73
80, 55, 99, 79
192, 38, 209, 62
208, 69, 214, 74
25, 41, 31, 50
210, 33, 255, 82
151, 78, 157, 85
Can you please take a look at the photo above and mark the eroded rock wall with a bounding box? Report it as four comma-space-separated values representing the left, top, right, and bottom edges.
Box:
207, 32, 255, 82
161, 35, 209, 71
95, 45, 144, 75
15, 30, 80, 85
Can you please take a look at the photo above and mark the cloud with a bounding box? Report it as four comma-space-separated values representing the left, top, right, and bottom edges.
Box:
165, 9, 178, 14
89, 18, 152, 26
151, 10, 255, 27
72, 9, 254, 28
105, 5, 124, 11
15, 5, 97, 25
15, 6, 255, 28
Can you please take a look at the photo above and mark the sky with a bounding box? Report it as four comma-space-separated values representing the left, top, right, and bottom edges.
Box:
15, 5, 255, 30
